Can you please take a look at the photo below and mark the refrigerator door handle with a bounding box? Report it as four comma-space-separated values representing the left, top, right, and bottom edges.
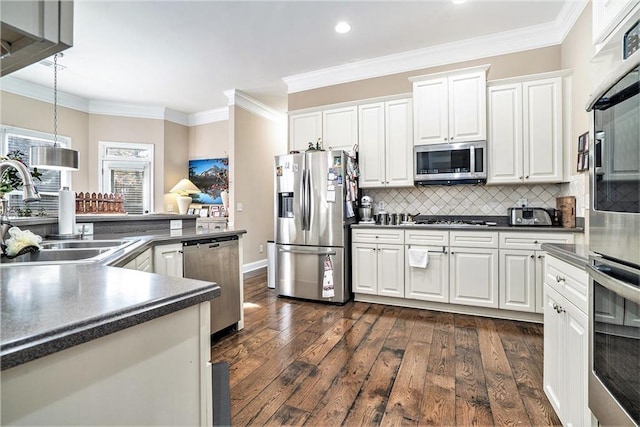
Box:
301, 168, 308, 230
305, 167, 312, 232
278, 247, 337, 256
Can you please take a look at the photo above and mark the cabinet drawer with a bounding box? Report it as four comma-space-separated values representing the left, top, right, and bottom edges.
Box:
500, 232, 575, 250
545, 254, 588, 313
405, 229, 448, 246
450, 231, 498, 248
352, 228, 404, 244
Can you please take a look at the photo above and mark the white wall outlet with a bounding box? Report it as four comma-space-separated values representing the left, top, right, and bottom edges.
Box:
237, 203, 243, 212
170, 219, 182, 230
259, 244, 264, 253
517, 198, 528, 207
76, 223, 94, 236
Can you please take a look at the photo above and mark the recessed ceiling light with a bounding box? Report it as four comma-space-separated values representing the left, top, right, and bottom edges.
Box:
335, 21, 351, 34
452, 0, 468, 4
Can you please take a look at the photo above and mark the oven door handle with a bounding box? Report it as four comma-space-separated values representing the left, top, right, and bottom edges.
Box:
586, 264, 640, 304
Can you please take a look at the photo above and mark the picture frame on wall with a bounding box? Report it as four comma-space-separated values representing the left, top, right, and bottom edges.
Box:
577, 131, 589, 172
199, 208, 209, 218
187, 208, 195, 215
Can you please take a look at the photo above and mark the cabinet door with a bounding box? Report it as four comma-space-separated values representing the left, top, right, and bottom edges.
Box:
378, 244, 404, 298
358, 102, 386, 188
563, 300, 589, 427
385, 98, 414, 187
448, 71, 487, 143
352, 243, 378, 295
290, 111, 322, 152
449, 247, 498, 308
153, 243, 183, 278
323, 106, 358, 152
535, 251, 546, 313
487, 83, 524, 184
543, 284, 565, 419
523, 77, 563, 183
405, 245, 449, 303
499, 249, 536, 312
413, 77, 448, 145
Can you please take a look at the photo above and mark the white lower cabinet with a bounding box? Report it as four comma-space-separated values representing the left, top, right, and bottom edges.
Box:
122, 248, 153, 272
543, 254, 591, 427
405, 245, 449, 303
352, 229, 404, 297
153, 243, 184, 277
450, 247, 499, 308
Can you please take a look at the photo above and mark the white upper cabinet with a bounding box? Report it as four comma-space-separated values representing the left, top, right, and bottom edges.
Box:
592, 0, 639, 45
289, 111, 322, 152
322, 106, 358, 152
487, 73, 566, 184
412, 66, 488, 145
359, 98, 413, 188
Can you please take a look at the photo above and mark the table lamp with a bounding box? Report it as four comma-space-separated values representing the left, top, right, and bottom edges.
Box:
170, 178, 200, 214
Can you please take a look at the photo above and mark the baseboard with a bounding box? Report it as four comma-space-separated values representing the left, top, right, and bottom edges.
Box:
243, 258, 267, 274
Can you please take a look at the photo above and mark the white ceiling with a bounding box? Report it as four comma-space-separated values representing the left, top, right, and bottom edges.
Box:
4, 0, 584, 116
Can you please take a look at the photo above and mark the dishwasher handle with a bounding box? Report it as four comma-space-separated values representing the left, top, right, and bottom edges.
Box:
183, 235, 239, 247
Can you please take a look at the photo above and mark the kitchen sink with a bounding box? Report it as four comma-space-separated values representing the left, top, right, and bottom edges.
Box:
0, 238, 139, 266
40, 239, 133, 249
0, 248, 112, 264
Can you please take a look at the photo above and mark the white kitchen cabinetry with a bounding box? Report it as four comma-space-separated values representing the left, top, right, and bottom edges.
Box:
592, 0, 639, 45
122, 248, 153, 272
499, 232, 575, 313
543, 284, 589, 427
405, 230, 449, 303
449, 231, 499, 309
352, 229, 404, 298
289, 111, 322, 152
487, 74, 565, 184
322, 106, 358, 152
543, 254, 591, 427
153, 243, 184, 278
358, 98, 413, 188
411, 66, 488, 145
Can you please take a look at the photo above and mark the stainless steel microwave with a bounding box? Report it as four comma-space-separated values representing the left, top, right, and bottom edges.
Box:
414, 141, 486, 185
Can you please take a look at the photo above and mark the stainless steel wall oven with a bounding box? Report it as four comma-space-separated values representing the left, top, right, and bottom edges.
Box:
586, 50, 640, 427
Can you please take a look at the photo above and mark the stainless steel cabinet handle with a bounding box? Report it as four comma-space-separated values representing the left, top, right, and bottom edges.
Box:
538, 255, 544, 258
556, 275, 565, 283
526, 175, 529, 179
278, 248, 337, 256
530, 254, 535, 259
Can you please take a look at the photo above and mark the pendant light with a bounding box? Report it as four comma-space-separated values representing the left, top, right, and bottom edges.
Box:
30, 53, 80, 171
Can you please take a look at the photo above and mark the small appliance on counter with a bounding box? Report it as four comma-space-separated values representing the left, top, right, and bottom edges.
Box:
508, 207, 554, 226
358, 196, 374, 223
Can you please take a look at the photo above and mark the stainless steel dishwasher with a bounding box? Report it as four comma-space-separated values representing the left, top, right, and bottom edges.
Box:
182, 235, 240, 334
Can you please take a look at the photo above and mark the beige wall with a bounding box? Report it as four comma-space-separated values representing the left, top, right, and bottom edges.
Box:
188, 120, 228, 159
289, 45, 562, 110
230, 105, 286, 265
163, 120, 189, 212
0, 91, 90, 189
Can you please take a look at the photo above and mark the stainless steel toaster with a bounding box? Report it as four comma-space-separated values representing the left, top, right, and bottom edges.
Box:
508, 207, 553, 226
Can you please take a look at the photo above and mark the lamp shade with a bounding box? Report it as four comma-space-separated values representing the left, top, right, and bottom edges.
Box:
169, 178, 200, 196
30, 146, 79, 171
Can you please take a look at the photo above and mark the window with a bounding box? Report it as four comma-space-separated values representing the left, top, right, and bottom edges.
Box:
99, 142, 153, 214
0, 125, 71, 217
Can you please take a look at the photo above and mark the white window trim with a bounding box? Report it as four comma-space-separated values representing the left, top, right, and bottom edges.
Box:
0, 125, 72, 194
98, 141, 154, 213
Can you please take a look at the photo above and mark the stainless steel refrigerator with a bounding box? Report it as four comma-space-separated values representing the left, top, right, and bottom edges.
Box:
274, 150, 357, 304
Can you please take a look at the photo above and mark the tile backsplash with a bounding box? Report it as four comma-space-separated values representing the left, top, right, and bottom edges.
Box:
364, 183, 566, 216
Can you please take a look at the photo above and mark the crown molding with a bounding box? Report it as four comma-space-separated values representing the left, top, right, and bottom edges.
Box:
283, 1, 589, 94
188, 108, 229, 126
224, 89, 286, 123
0, 75, 90, 112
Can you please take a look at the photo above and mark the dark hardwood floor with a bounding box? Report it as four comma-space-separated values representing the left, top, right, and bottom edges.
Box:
211, 271, 561, 426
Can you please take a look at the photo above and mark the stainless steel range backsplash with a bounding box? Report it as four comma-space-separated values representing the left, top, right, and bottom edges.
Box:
364, 184, 566, 215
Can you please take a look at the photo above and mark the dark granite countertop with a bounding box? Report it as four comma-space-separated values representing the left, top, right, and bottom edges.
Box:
540, 243, 591, 269
0, 264, 220, 370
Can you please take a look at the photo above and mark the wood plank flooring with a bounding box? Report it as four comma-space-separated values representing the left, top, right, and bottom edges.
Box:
211, 271, 561, 426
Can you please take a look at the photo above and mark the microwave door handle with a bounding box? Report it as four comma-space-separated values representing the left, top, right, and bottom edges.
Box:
586, 264, 640, 304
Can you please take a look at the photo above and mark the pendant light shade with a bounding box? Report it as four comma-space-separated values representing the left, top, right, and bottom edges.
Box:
30, 146, 79, 171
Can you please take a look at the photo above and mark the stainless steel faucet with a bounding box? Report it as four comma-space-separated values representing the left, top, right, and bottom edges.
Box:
0, 159, 41, 246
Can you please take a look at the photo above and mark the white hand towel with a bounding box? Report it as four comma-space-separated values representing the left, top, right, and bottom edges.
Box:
322, 255, 335, 298
408, 248, 429, 269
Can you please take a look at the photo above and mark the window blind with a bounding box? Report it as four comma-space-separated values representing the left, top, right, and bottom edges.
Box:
110, 169, 145, 214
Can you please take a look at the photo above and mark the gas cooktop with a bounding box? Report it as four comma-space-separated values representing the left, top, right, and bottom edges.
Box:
414, 218, 497, 227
